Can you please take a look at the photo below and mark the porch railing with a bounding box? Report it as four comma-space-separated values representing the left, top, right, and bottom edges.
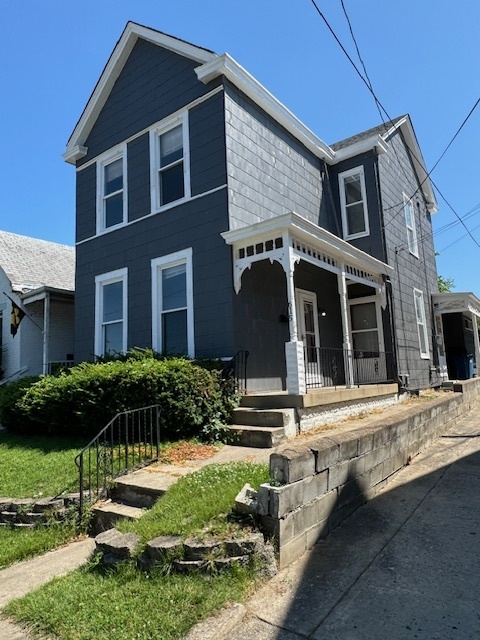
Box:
48, 360, 75, 375
221, 350, 249, 394
304, 347, 395, 390
74, 405, 161, 521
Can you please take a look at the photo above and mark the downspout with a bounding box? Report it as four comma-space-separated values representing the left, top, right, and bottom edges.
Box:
42, 292, 50, 375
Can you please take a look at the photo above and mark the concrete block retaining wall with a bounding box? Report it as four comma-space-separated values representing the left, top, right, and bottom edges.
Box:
258, 379, 480, 569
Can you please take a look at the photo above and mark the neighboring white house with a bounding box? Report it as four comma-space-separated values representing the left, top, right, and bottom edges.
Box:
0, 231, 75, 381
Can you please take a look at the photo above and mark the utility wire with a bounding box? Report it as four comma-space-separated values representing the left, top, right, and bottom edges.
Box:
309, 0, 480, 250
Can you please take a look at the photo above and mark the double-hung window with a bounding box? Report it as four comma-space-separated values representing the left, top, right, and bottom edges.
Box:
404, 196, 418, 256
95, 269, 128, 356
413, 288, 429, 359
97, 146, 127, 232
339, 166, 370, 240
150, 113, 190, 212
151, 248, 194, 357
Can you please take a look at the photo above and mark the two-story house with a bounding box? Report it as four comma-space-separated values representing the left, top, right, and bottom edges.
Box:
63, 21, 442, 398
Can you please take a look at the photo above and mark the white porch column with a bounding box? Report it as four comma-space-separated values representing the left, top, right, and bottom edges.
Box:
337, 264, 355, 388
472, 312, 480, 376
283, 246, 305, 395
42, 293, 50, 375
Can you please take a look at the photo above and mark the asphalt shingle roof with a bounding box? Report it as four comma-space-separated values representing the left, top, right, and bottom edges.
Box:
0, 231, 75, 294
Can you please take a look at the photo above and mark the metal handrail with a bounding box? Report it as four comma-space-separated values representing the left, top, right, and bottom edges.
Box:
221, 350, 249, 394
74, 405, 161, 520
304, 346, 395, 390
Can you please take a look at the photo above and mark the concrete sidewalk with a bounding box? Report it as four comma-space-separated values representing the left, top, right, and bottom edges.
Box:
225, 404, 480, 639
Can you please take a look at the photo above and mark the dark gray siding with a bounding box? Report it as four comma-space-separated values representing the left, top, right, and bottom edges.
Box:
74, 188, 232, 362
128, 134, 150, 222
190, 91, 227, 196
233, 260, 289, 391
78, 38, 218, 166
76, 164, 96, 243
379, 130, 439, 389
224, 84, 334, 232
328, 152, 386, 261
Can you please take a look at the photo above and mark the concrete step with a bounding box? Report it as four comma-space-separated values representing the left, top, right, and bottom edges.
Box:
110, 472, 177, 508
233, 407, 294, 428
227, 425, 286, 448
92, 501, 144, 534
240, 394, 303, 409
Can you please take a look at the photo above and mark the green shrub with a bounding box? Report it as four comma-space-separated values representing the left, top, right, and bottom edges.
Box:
0, 376, 41, 429
2, 356, 237, 440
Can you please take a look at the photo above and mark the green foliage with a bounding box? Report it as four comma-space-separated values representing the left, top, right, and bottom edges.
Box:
1, 354, 237, 440
0, 376, 41, 429
438, 274, 455, 292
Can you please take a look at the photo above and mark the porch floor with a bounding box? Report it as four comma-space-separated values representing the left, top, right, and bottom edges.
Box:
241, 383, 399, 409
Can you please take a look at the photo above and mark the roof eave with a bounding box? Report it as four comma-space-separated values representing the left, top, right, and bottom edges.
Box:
196, 54, 335, 162
63, 22, 216, 162
331, 134, 389, 164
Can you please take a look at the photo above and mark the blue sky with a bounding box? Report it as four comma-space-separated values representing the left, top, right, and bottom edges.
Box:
1, 0, 479, 294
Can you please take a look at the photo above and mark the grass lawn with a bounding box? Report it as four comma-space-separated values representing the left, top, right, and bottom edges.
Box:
4, 462, 271, 640
0, 523, 79, 570
0, 431, 85, 498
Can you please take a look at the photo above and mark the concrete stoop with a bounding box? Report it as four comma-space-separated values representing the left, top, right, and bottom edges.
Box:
91, 471, 177, 534
228, 407, 296, 448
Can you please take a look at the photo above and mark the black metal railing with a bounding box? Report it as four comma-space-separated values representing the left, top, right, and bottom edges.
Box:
304, 347, 395, 390
221, 350, 249, 394
74, 405, 161, 520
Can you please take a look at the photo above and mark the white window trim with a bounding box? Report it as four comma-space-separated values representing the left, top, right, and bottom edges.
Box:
94, 268, 128, 357
338, 166, 370, 241
413, 288, 430, 359
151, 248, 194, 357
96, 144, 128, 234
347, 294, 385, 353
149, 111, 191, 215
404, 195, 419, 257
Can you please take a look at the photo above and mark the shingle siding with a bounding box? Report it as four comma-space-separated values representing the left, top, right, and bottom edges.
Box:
380, 130, 438, 389
224, 85, 333, 231
127, 134, 150, 222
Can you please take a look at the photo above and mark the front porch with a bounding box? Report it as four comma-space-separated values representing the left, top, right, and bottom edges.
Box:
223, 212, 396, 395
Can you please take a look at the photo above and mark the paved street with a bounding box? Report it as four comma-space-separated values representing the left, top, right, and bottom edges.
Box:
228, 405, 480, 639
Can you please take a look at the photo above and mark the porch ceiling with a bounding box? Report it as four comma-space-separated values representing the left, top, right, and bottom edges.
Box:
432, 292, 480, 318
221, 212, 393, 293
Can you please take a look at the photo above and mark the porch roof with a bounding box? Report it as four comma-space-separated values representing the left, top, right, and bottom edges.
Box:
432, 292, 480, 319
221, 212, 393, 293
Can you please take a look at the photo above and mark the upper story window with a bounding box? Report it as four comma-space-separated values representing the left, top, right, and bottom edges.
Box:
150, 113, 190, 213
413, 288, 429, 359
96, 146, 127, 232
338, 166, 370, 240
404, 196, 418, 256
94, 268, 128, 357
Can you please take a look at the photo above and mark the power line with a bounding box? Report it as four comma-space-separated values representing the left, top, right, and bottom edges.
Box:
309, 0, 480, 251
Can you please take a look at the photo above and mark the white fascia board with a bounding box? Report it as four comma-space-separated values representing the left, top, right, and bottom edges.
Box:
221, 212, 393, 276
63, 22, 216, 163
331, 135, 389, 164
382, 117, 438, 214
21, 286, 74, 304
62, 145, 88, 164
432, 292, 480, 316
196, 54, 335, 162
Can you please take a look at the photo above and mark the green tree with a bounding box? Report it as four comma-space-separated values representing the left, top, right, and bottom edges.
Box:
438, 275, 455, 292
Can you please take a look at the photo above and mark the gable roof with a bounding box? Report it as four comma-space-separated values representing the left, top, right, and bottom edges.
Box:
63, 22, 335, 165
0, 231, 75, 294
331, 115, 438, 214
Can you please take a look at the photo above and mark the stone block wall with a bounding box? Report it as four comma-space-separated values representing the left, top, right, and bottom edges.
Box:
259, 381, 480, 569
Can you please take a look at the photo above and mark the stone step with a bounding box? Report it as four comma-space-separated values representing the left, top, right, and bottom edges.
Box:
110, 472, 177, 508
233, 407, 292, 428
240, 394, 304, 409
227, 425, 286, 448
91, 501, 144, 534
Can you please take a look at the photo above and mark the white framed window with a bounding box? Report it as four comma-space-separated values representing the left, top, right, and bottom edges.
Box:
96, 145, 127, 233
404, 196, 418, 256
150, 112, 190, 213
338, 166, 370, 240
413, 288, 430, 359
151, 248, 194, 357
94, 268, 128, 357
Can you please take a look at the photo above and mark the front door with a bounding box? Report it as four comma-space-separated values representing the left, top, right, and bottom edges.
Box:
296, 289, 322, 386
349, 297, 387, 384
